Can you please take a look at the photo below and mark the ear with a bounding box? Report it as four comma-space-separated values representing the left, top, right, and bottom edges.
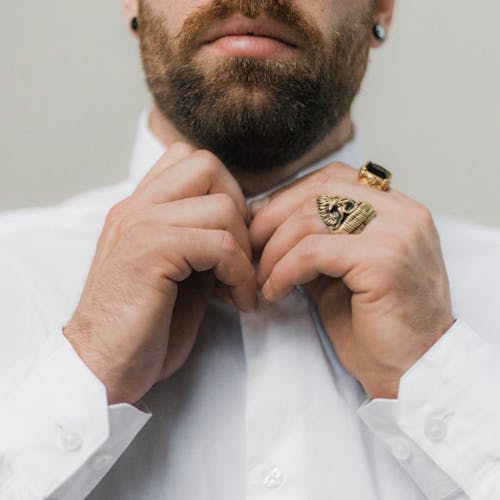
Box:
371, 0, 395, 48
124, 0, 139, 36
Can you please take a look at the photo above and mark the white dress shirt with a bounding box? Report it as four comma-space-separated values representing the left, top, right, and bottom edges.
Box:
0, 111, 500, 500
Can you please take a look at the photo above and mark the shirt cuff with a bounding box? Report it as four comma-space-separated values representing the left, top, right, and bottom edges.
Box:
0, 332, 151, 499
358, 319, 500, 499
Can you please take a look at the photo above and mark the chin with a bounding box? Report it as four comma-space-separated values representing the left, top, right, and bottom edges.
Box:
225, 85, 276, 106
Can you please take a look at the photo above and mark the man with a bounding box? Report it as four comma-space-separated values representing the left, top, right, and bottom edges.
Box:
0, 0, 499, 498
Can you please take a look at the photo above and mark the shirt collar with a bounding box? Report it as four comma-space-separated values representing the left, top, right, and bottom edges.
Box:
128, 109, 166, 185
128, 109, 365, 202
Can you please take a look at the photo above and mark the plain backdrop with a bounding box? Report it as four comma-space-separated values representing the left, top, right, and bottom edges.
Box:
1, 1, 499, 227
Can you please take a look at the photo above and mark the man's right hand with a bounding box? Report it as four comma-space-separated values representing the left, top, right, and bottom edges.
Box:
63, 143, 257, 405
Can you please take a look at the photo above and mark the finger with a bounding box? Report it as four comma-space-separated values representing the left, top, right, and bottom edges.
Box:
262, 234, 361, 302
249, 161, 358, 220
153, 227, 257, 312
135, 142, 195, 191
162, 271, 214, 378
250, 162, 357, 238
257, 204, 328, 285
213, 279, 234, 306
257, 195, 391, 285
135, 142, 194, 192
250, 168, 396, 251
142, 194, 252, 260
135, 150, 248, 219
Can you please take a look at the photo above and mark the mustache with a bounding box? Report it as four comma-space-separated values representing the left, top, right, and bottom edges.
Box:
175, 0, 324, 55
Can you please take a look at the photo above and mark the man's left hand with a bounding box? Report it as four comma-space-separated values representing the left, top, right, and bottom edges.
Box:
250, 162, 455, 399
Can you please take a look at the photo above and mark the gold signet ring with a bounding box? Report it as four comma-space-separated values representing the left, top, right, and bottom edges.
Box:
359, 162, 392, 191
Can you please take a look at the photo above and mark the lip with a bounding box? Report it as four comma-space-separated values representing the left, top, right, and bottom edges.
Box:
206, 35, 298, 59
201, 15, 302, 49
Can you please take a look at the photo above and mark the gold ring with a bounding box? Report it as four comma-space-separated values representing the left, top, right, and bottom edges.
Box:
317, 195, 376, 234
359, 162, 392, 191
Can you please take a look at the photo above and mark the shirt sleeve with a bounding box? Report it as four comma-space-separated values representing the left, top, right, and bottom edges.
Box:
358, 319, 500, 500
0, 242, 151, 499
0, 333, 151, 499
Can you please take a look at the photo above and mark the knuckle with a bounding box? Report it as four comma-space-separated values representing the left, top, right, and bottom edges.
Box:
299, 199, 318, 217
191, 150, 226, 186
413, 202, 434, 225
299, 234, 319, 259
217, 230, 239, 254
156, 228, 181, 258
106, 198, 131, 224
213, 192, 237, 214
193, 149, 223, 172
383, 234, 419, 263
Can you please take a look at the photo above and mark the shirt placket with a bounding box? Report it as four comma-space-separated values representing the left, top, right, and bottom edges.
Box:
240, 291, 316, 500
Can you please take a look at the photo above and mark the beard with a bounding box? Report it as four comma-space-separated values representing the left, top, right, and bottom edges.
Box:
138, 0, 373, 173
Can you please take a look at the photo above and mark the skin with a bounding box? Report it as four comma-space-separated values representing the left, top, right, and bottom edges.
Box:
65, 144, 258, 404
65, 0, 454, 405
250, 164, 454, 399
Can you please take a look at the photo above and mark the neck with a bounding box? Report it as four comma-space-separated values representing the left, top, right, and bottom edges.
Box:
149, 102, 354, 196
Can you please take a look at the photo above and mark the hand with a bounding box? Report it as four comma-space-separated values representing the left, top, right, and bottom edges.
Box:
64, 144, 257, 405
251, 162, 454, 399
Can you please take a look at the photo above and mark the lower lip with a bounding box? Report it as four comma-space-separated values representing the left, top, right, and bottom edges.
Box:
205, 35, 298, 59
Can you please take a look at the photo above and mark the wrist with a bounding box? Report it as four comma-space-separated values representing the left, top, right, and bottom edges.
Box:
63, 324, 139, 405
364, 377, 400, 400
362, 318, 456, 400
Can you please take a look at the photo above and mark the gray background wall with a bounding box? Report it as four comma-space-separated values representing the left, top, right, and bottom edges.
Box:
1, 1, 499, 227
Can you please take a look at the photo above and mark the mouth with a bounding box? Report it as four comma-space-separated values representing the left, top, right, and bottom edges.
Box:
200, 15, 302, 59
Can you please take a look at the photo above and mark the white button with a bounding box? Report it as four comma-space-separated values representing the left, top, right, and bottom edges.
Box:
390, 438, 413, 461
425, 415, 448, 442
92, 453, 112, 471
262, 465, 284, 489
59, 425, 83, 452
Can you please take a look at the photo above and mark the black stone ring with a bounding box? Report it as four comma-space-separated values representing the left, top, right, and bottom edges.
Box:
358, 162, 392, 191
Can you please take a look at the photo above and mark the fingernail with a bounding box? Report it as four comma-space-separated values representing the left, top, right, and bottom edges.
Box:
250, 197, 270, 218
262, 280, 274, 302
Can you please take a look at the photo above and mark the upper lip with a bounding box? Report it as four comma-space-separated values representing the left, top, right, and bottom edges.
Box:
201, 15, 302, 48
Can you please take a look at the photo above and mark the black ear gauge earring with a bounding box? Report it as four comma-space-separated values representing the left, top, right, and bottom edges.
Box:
372, 23, 386, 41
131, 17, 139, 32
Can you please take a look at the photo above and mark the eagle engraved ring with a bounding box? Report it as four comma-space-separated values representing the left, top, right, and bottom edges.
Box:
317, 195, 376, 234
